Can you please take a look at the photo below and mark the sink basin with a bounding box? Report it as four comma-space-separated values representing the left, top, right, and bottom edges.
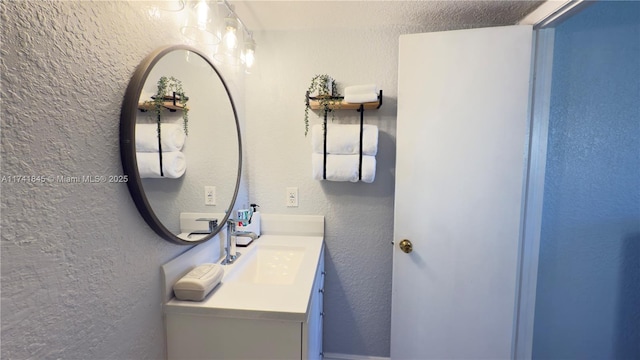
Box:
226, 245, 306, 285
164, 233, 324, 321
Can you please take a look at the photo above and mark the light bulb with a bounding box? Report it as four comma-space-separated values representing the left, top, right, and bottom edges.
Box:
224, 30, 237, 49
180, 0, 219, 45
224, 17, 238, 50
243, 37, 256, 68
195, 0, 209, 30
244, 49, 255, 68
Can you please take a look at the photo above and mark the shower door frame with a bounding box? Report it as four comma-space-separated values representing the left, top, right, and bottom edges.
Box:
514, 1, 594, 358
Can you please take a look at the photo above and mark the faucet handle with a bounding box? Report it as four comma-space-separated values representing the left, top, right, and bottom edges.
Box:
196, 218, 218, 233
225, 218, 240, 233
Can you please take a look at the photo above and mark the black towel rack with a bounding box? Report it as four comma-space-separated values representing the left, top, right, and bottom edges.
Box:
307, 90, 383, 181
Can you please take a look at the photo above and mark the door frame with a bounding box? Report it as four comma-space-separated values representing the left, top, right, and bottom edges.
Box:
513, 1, 593, 358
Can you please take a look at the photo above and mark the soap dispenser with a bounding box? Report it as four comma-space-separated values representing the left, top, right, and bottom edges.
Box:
250, 203, 261, 236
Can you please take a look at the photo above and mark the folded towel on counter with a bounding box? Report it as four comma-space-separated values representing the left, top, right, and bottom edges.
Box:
312, 153, 376, 183
135, 123, 186, 152
344, 92, 379, 104
311, 124, 378, 156
344, 84, 378, 95
137, 151, 186, 179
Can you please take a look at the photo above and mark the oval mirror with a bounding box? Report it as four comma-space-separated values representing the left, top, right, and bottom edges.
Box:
120, 45, 241, 245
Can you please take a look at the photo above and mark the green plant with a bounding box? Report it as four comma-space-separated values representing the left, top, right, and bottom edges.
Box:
304, 74, 341, 136
144, 76, 189, 136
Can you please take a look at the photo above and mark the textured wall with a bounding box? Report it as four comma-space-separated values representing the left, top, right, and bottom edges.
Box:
0, 1, 245, 359
533, 1, 640, 358
243, 26, 431, 357
0, 0, 543, 358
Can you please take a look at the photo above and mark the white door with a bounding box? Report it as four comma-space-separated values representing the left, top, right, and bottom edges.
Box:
391, 25, 533, 359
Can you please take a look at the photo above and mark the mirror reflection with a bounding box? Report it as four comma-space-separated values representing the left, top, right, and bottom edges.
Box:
134, 49, 239, 241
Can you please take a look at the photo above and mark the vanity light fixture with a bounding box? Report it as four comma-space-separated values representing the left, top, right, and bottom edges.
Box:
223, 16, 238, 50
154, 0, 185, 12
145, 0, 185, 20
177, 0, 256, 71
180, 0, 221, 45
243, 35, 256, 68
220, 0, 256, 71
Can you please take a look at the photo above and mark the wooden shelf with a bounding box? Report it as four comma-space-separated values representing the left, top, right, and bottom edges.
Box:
138, 101, 189, 112
306, 90, 382, 111
308, 99, 380, 110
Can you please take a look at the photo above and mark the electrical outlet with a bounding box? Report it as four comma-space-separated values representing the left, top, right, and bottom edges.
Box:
205, 186, 216, 206
286, 187, 299, 207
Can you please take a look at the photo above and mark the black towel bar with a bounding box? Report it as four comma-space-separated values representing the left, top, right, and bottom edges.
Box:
322, 103, 366, 181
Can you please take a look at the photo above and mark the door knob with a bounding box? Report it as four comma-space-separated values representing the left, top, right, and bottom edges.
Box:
399, 239, 413, 253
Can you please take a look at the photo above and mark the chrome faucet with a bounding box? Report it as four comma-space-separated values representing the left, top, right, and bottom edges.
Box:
221, 218, 258, 265
190, 218, 218, 237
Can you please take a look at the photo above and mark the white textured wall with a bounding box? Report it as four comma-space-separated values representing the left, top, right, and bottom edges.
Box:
1, 1, 541, 358
244, 26, 429, 357
0, 1, 245, 359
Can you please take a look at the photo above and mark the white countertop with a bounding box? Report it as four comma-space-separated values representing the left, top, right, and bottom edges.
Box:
164, 234, 324, 322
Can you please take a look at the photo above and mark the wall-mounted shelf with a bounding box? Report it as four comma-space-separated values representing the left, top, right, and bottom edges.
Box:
138, 94, 189, 112
138, 102, 188, 112
306, 90, 383, 111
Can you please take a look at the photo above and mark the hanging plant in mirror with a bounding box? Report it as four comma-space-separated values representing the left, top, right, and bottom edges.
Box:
142, 76, 190, 136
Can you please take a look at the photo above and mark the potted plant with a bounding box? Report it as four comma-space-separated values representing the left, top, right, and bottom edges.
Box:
144, 76, 190, 136
304, 74, 341, 136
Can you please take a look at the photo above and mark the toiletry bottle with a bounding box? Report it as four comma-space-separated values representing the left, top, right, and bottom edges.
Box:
250, 204, 261, 237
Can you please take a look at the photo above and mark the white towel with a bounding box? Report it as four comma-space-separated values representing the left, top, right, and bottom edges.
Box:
136, 123, 186, 152
344, 84, 378, 95
311, 124, 378, 156
344, 93, 378, 104
312, 153, 376, 183
344, 84, 379, 103
137, 151, 186, 179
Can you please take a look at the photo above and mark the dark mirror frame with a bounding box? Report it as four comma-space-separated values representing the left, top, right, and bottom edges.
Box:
120, 45, 242, 245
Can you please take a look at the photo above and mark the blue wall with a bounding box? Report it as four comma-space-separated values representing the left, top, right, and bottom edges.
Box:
532, 1, 640, 358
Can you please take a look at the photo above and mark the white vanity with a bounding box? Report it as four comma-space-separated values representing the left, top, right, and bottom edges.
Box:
162, 215, 325, 360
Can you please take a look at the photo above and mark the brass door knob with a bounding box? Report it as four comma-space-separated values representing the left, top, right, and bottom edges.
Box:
399, 239, 413, 253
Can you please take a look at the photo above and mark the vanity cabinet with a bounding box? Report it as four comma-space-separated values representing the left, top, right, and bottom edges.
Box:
165, 246, 325, 360
303, 248, 325, 359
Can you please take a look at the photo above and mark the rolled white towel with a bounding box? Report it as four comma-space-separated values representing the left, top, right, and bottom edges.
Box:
136, 123, 186, 152
137, 151, 186, 179
311, 124, 378, 156
344, 92, 378, 104
344, 84, 378, 95
312, 153, 376, 183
